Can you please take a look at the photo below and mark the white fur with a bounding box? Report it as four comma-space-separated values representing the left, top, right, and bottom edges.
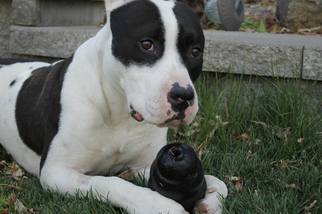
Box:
0, 0, 227, 213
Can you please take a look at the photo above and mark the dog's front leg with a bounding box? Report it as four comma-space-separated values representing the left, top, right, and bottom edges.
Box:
40, 166, 188, 214
194, 175, 228, 214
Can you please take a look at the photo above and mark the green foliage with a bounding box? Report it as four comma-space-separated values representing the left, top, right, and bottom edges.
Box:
257, 20, 267, 33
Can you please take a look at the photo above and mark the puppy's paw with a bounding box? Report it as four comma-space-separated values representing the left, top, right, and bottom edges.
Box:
129, 189, 188, 214
194, 176, 228, 214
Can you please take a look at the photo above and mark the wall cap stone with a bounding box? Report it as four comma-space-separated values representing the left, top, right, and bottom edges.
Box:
8, 27, 322, 80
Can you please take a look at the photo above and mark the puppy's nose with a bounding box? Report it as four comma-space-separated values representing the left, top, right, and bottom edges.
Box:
168, 83, 195, 112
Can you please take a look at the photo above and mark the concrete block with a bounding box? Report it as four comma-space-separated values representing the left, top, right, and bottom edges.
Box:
303, 48, 322, 81
9, 26, 100, 58
0, 0, 12, 57
38, 0, 105, 26
203, 31, 303, 78
11, 0, 39, 26
8, 27, 322, 81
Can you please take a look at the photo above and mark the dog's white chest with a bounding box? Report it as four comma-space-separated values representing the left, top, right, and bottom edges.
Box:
68, 120, 166, 175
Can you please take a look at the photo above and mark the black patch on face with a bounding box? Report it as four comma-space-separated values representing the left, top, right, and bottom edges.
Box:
110, 0, 165, 66
15, 57, 73, 171
9, 79, 17, 87
173, 2, 205, 81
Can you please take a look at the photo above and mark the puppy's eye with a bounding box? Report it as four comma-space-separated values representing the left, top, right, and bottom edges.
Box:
140, 40, 154, 51
191, 47, 202, 58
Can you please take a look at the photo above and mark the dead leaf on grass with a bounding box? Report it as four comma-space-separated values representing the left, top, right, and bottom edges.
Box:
5, 163, 25, 181
279, 160, 289, 168
0, 209, 9, 214
235, 133, 250, 142
14, 198, 29, 214
7, 194, 35, 214
273, 127, 291, 142
297, 138, 305, 144
228, 176, 243, 192
117, 168, 135, 181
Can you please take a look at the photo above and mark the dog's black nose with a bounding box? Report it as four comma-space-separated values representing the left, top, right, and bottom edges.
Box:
168, 83, 195, 113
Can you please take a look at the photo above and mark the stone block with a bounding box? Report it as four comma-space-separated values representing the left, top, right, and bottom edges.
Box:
9, 26, 100, 58
38, 0, 105, 26
303, 48, 322, 80
203, 31, 303, 78
0, 0, 12, 57
11, 0, 39, 26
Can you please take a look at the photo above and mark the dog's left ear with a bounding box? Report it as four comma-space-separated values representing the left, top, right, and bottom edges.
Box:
104, 0, 133, 18
177, 0, 205, 19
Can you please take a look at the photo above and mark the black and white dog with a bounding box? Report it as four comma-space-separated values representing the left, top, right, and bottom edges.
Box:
0, 0, 227, 213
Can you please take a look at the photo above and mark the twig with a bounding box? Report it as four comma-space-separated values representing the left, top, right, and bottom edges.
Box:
0, 184, 21, 190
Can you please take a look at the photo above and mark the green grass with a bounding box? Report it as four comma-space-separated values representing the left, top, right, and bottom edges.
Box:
1, 74, 321, 213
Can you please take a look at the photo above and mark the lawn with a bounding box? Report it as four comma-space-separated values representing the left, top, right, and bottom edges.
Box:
1, 74, 321, 213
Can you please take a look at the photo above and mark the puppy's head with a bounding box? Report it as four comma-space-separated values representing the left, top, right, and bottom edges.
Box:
106, 0, 204, 127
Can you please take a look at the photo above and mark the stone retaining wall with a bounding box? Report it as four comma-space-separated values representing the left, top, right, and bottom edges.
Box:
1, 0, 322, 81
0, 0, 12, 58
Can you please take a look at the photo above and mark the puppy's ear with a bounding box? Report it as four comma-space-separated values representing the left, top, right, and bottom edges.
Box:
104, 0, 132, 17
177, 0, 205, 19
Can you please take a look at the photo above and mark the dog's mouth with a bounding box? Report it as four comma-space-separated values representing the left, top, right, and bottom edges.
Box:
129, 105, 188, 127
130, 105, 144, 122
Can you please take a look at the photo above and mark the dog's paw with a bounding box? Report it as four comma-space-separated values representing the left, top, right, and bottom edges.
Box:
129, 189, 188, 214
194, 192, 224, 214
194, 177, 228, 214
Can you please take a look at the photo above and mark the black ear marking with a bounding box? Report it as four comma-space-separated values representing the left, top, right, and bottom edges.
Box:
110, 0, 165, 66
177, 0, 205, 19
173, 2, 205, 81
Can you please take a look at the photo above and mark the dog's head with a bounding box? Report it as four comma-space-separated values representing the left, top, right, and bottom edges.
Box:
105, 0, 204, 127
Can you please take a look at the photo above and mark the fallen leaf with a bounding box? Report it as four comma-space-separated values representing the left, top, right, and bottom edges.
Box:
8, 193, 16, 204
229, 176, 243, 192
0, 209, 9, 214
235, 133, 250, 142
5, 163, 25, 181
279, 160, 289, 168
273, 127, 291, 142
14, 198, 28, 214
297, 138, 305, 144
117, 168, 134, 181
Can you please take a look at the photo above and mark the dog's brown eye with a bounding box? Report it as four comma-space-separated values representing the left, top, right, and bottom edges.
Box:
191, 48, 202, 58
140, 40, 154, 51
